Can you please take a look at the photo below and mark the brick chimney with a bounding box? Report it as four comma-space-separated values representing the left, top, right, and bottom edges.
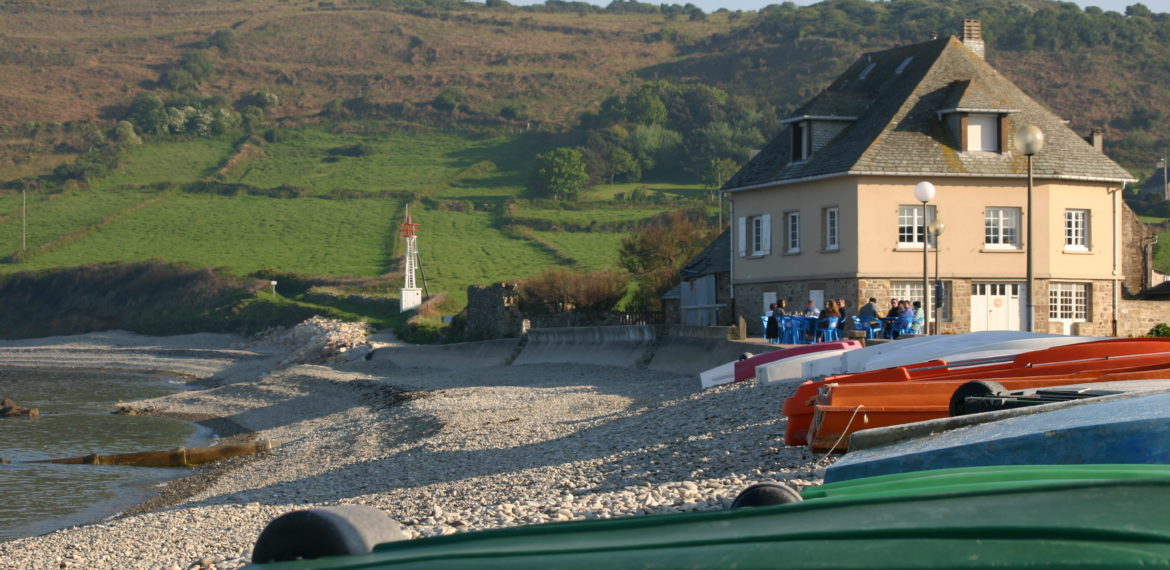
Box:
1087, 128, 1104, 151
961, 19, 984, 60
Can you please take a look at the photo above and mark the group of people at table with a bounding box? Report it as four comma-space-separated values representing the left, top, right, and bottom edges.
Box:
763, 297, 923, 343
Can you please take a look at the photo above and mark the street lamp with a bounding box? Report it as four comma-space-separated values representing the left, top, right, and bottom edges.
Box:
1159, 157, 1168, 202
1015, 125, 1045, 333
915, 181, 936, 335
929, 219, 945, 334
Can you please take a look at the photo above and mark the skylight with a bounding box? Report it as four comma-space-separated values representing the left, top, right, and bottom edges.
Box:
895, 57, 914, 74
857, 62, 876, 80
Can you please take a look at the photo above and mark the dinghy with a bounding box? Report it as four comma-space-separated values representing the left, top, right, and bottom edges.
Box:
732, 340, 859, 383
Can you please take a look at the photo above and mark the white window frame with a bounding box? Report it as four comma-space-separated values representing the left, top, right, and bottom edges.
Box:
791, 121, 811, 162
1049, 282, 1089, 322
967, 113, 999, 152
897, 205, 935, 249
737, 215, 771, 257
786, 211, 801, 254
984, 207, 1021, 250
890, 281, 925, 303
824, 207, 839, 251
1064, 209, 1090, 251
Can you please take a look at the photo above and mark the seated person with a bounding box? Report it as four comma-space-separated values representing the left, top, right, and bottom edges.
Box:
803, 300, 821, 318
911, 300, 924, 334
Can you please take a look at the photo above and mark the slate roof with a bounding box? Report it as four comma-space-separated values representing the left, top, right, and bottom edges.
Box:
725, 36, 1134, 192
680, 228, 730, 280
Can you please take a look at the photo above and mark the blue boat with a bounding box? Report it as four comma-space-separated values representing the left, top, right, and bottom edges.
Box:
825, 390, 1170, 483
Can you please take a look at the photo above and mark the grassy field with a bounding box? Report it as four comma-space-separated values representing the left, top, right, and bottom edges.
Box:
2, 193, 404, 276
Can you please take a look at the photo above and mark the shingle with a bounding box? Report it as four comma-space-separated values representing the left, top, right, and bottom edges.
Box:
724, 36, 1133, 191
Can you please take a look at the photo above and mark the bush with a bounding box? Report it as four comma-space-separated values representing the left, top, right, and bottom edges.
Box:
1149, 323, 1170, 337
518, 267, 628, 314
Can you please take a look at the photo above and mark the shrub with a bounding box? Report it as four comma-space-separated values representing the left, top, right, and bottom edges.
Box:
518, 267, 628, 314
1149, 323, 1170, 337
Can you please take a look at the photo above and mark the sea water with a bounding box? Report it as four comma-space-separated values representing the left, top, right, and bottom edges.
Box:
0, 369, 214, 542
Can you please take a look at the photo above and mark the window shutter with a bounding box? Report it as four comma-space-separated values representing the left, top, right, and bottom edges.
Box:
760, 214, 771, 254
737, 217, 747, 257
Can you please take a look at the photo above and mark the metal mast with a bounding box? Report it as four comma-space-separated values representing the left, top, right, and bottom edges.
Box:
400, 207, 422, 312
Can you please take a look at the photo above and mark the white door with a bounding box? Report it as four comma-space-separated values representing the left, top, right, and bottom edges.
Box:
970, 282, 1023, 331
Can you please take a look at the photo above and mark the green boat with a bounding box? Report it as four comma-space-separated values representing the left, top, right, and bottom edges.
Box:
247, 464, 1170, 568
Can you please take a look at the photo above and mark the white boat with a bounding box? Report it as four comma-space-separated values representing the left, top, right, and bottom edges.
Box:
802, 332, 1103, 379
757, 349, 853, 386
698, 361, 736, 389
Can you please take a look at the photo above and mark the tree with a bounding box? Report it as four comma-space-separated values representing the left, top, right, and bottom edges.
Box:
126, 92, 168, 135
700, 157, 739, 195
619, 209, 719, 311
529, 147, 588, 200
112, 121, 142, 146
432, 87, 468, 113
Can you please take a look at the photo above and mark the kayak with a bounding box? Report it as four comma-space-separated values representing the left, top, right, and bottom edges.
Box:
247, 464, 1170, 568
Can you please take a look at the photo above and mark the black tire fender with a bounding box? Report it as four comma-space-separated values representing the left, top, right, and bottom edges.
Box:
949, 380, 1007, 417
252, 505, 408, 563
730, 482, 803, 509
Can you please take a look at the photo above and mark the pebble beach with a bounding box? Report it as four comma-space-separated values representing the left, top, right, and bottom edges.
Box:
0, 321, 830, 569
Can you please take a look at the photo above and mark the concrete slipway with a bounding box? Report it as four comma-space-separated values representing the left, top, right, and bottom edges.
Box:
368, 326, 776, 378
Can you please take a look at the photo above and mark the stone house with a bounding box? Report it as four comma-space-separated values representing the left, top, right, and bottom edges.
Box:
723, 20, 1153, 337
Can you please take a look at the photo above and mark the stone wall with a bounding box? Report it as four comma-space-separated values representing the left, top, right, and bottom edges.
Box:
1116, 299, 1170, 337
1122, 204, 1155, 297
465, 283, 524, 341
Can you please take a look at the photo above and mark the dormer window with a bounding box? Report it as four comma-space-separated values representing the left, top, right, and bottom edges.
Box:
937, 104, 1017, 154
791, 121, 811, 162
964, 113, 1001, 152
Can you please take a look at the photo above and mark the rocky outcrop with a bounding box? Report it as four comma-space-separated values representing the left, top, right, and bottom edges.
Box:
266, 317, 371, 366
0, 398, 39, 418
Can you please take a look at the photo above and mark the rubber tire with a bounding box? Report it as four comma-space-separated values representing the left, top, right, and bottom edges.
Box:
730, 482, 803, 509
948, 380, 1008, 417
738, 352, 754, 362
252, 505, 407, 563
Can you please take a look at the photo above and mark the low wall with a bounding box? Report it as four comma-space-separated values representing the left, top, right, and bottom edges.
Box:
369, 326, 785, 377
645, 336, 782, 376
511, 325, 656, 367
1116, 299, 1170, 338
368, 338, 522, 370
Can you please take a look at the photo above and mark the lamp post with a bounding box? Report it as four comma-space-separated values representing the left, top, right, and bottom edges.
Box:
1160, 157, 1168, 202
929, 219, 945, 334
1015, 125, 1045, 333
915, 181, 936, 335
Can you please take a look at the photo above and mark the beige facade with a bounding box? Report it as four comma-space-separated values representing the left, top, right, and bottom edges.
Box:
730, 175, 1128, 335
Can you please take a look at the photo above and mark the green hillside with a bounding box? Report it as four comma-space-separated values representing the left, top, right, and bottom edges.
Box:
1, 0, 1170, 336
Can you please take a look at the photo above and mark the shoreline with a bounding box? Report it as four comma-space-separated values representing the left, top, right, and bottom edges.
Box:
0, 327, 829, 569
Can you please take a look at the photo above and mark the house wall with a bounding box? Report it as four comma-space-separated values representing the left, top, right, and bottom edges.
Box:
730, 174, 1132, 337
854, 177, 1119, 282
731, 177, 859, 284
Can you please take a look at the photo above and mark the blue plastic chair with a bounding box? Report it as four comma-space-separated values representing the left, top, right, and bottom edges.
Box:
781, 316, 806, 344
815, 316, 841, 342
851, 316, 878, 340
886, 316, 914, 339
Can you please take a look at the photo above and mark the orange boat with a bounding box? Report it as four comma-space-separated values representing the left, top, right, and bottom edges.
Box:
783, 338, 1170, 447
806, 358, 1170, 452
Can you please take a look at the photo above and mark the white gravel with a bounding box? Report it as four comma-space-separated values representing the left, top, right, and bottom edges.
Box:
0, 324, 831, 569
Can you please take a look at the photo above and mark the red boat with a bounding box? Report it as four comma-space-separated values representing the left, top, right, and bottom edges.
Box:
783, 338, 1170, 447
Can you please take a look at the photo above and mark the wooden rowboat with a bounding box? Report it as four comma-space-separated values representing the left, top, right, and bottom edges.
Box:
28, 439, 282, 467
